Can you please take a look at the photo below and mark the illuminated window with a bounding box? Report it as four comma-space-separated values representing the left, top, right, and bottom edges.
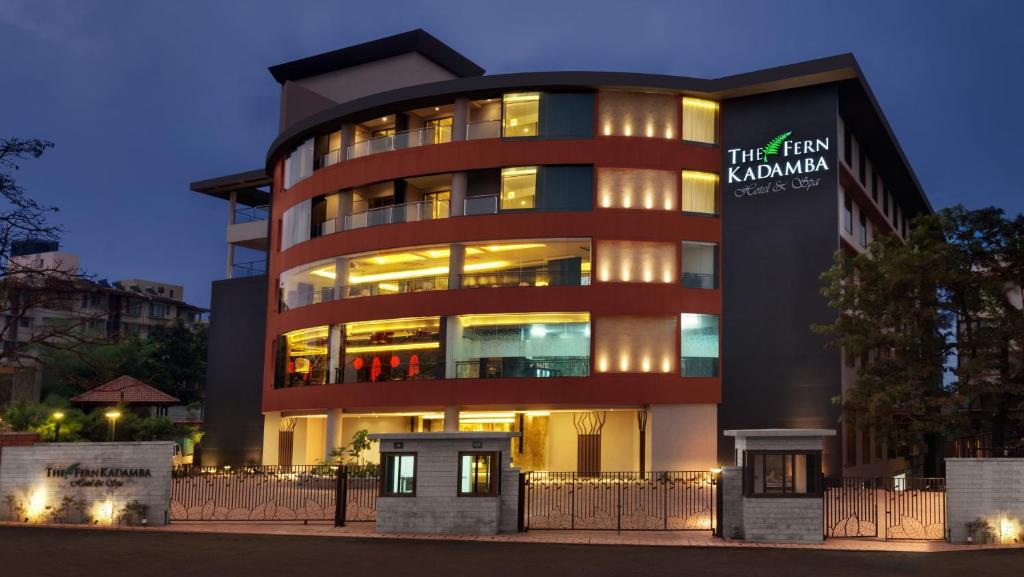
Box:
459, 452, 498, 495
501, 167, 537, 210
381, 453, 416, 496
681, 171, 718, 215
425, 116, 453, 144
502, 93, 539, 137
275, 326, 330, 388
281, 200, 311, 250
453, 313, 590, 379
279, 257, 336, 311
744, 451, 822, 497
680, 313, 718, 377
682, 98, 718, 145
283, 138, 314, 189
343, 317, 441, 383
345, 246, 450, 298
461, 239, 591, 288
315, 130, 343, 168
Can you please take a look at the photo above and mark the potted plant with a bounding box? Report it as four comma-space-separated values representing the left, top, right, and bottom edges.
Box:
120, 500, 149, 527
965, 518, 989, 544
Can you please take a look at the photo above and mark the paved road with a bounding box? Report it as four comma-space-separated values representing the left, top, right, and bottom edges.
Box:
1, 527, 1022, 577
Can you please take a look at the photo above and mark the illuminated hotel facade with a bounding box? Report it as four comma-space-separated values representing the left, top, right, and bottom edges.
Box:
192, 30, 932, 475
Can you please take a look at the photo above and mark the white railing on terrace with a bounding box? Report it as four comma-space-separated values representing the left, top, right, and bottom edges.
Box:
466, 120, 502, 140
340, 199, 450, 231
319, 148, 342, 169
345, 125, 453, 160
463, 195, 499, 216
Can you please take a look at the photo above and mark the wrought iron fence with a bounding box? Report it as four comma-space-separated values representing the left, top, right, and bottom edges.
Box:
170, 465, 378, 523
886, 477, 946, 540
523, 471, 715, 531
824, 477, 880, 538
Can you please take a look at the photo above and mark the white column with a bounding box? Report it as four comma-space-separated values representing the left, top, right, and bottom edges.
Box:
325, 409, 343, 462
333, 257, 348, 300
451, 172, 468, 217
443, 406, 460, 432
226, 190, 237, 279
453, 97, 469, 142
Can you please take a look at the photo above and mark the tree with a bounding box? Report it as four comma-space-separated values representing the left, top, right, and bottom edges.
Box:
816, 205, 1024, 456
0, 138, 106, 369
142, 319, 207, 403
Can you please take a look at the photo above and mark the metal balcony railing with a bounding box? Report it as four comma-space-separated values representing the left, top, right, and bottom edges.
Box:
463, 195, 499, 216
345, 275, 449, 298
681, 272, 717, 289
342, 199, 449, 231
233, 205, 268, 224
345, 125, 452, 160
232, 259, 266, 278
455, 357, 590, 379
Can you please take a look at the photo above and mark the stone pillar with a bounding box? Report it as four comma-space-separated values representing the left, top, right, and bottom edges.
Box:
262, 412, 282, 466
339, 191, 353, 231
721, 466, 745, 540
452, 97, 469, 142
448, 243, 465, 290
451, 172, 468, 217
340, 123, 355, 160
443, 406, 460, 432
325, 409, 343, 462
328, 324, 344, 381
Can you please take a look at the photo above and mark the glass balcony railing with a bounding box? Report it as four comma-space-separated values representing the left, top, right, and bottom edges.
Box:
345, 275, 449, 298
455, 357, 590, 379
342, 199, 449, 231
345, 125, 452, 160
337, 359, 444, 384
280, 286, 336, 311
319, 148, 343, 169
460, 270, 589, 289
680, 357, 719, 377
681, 272, 717, 289
233, 205, 268, 224
466, 120, 501, 140
463, 195, 499, 216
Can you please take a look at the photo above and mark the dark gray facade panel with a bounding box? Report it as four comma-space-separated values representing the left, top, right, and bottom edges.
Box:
719, 84, 844, 475
201, 275, 268, 467
540, 92, 595, 139
538, 165, 594, 211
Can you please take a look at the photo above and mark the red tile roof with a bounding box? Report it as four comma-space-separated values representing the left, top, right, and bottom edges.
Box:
70, 375, 180, 405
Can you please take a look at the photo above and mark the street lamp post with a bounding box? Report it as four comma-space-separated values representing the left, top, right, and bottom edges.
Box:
104, 410, 121, 441
52, 411, 64, 442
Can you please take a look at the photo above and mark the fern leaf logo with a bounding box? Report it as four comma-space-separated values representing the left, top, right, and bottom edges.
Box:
761, 131, 792, 163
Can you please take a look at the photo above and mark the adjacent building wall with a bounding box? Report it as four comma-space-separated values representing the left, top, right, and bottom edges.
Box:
202, 276, 267, 466
650, 404, 717, 471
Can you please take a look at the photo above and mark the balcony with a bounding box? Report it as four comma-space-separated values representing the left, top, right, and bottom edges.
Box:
681, 272, 716, 289
345, 275, 449, 298
455, 357, 590, 379
680, 356, 718, 377
345, 125, 452, 160
460, 269, 590, 289
232, 259, 266, 278
466, 120, 501, 140
342, 198, 450, 231
463, 195, 499, 216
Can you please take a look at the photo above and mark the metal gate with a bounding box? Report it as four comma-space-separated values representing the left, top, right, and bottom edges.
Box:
823, 476, 946, 541
886, 477, 946, 540
522, 471, 715, 531
824, 477, 880, 538
170, 465, 378, 523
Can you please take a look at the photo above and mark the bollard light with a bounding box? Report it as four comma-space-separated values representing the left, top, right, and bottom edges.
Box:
105, 410, 121, 441
52, 411, 65, 442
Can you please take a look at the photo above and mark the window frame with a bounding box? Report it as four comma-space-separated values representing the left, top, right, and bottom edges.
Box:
380, 452, 418, 497
457, 451, 501, 497
742, 449, 823, 498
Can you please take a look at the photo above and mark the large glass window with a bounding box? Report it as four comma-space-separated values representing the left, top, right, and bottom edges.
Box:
453, 313, 590, 379
284, 138, 314, 189
502, 93, 539, 137
680, 313, 719, 377
382, 453, 416, 496
279, 257, 336, 311
681, 242, 718, 289
462, 239, 590, 289
343, 317, 442, 383
843, 193, 854, 234
281, 200, 311, 250
345, 246, 450, 298
681, 171, 718, 215
682, 98, 719, 145
459, 452, 498, 496
275, 326, 330, 388
745, 451, 822, 497
501, 167, 537, 210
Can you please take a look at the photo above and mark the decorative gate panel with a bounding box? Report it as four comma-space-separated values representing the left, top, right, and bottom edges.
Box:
886, 477, 946, 540
523, 471, 714, 531
823, 477, 879, 538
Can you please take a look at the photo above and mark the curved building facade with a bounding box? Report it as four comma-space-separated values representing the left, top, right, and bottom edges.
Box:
194, 30, 931, 476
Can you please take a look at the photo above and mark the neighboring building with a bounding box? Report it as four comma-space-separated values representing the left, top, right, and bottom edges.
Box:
194, 30, 932, 475
0, 244, 206, 404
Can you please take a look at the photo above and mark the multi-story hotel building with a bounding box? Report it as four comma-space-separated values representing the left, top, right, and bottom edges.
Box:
193, 30, 932, 476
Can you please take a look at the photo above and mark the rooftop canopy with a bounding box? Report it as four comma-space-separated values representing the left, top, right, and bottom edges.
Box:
70, 375, 180, 406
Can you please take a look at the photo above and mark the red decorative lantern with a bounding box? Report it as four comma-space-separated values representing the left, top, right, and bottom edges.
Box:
389, 354, 400, 368
353, 357, 364, 370
408, 354, 420, 378
371, 356, 382, 382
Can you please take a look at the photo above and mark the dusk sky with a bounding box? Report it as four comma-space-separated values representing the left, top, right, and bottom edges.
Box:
1, 0, 1021, 308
